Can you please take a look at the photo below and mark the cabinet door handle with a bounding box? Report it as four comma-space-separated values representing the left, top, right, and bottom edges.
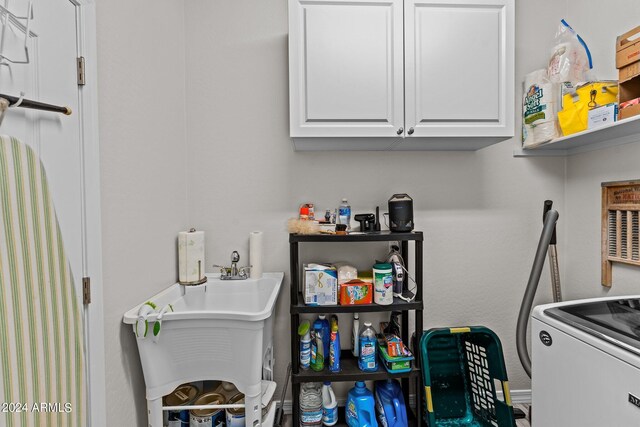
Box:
408, 127, 415, 135
397, 127, 404, 135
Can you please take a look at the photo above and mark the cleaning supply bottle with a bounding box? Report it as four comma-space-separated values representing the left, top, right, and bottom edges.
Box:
299, 320, 311, 370
300, 382, 323, 427
329, 316, 340, 372
318, 315, 330, 365
338, 198, 352, 231
346, 381, 378, 427
374, 380, 407, 427
321, 382, 338, 426
311, 320, 324, 372
359, 322, 378, 372
352, 313, 360, 357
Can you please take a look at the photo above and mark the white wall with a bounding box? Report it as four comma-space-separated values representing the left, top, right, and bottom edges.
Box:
564, 1, 640, 299
183, 0, 565, 399
95, 0, 640, 423
96, 1, 188, 425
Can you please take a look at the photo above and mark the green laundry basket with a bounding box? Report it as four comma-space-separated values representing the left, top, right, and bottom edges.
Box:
419, 327, 516, 427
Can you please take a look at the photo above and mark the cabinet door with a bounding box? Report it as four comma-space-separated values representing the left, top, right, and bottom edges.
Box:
289, 0, 404, 138
404, 0, 514, 138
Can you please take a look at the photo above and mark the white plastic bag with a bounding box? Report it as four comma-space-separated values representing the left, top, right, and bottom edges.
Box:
548, 19, 593, 84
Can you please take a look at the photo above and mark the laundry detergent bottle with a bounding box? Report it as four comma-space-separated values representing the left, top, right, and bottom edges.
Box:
374, 380, 407, 427
346, 381, 378, 427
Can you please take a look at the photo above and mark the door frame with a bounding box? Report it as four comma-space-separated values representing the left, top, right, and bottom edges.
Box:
70, 0, 106, 425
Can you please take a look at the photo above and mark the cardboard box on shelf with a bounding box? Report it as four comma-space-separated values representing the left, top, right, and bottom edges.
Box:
617, 26, 640, 120
303, 264, 338, 306
619, 76, 640, 120
620, 97, 640, 120
616, 26, 640, 71
620, 61, 640, 83
338, 279, 372, 305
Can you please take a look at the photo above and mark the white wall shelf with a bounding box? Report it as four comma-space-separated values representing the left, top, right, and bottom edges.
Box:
514, 115, 640, 157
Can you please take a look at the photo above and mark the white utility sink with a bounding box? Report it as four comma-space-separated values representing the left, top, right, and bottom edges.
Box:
123, 272, 284, 427
125, 272, 284, 323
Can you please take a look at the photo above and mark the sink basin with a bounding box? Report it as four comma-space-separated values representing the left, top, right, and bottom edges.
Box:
124, 272, 284, 323
123, 272, 284, 411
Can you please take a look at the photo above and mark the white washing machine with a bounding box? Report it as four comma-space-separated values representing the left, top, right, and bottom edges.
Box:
531, 296, 640, 426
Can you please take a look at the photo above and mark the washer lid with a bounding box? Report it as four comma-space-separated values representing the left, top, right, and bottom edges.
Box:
545, 298, 640, 355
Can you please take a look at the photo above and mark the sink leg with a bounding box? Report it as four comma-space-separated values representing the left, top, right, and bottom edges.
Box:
245, 386, 262, 427
147, 397, 163, 427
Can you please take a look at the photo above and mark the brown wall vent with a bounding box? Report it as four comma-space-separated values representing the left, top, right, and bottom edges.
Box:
602, 180, 640, 287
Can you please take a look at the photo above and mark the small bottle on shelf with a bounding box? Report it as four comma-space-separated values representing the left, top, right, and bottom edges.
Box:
338, 198, 352, 231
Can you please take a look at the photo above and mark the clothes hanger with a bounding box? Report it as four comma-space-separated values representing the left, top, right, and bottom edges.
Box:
0, 1, 34, 65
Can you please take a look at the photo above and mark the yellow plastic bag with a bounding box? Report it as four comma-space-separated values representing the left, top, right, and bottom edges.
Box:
557, 81, 618, 136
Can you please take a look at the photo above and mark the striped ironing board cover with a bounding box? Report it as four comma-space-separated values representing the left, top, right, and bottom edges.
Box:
0, 135, 86, 426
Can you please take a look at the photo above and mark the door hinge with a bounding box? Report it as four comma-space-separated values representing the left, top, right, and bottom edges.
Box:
77, 57, 86, 86
82, 277, 91, 305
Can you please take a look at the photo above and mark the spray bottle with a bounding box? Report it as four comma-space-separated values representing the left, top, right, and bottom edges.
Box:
311, 319, 325, 372
329, 316, 340, 372
299, 320, 311, 370
318, 315, 330, 366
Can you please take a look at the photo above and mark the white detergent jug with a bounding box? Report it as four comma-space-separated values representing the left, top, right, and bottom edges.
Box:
322, 382, 338, 426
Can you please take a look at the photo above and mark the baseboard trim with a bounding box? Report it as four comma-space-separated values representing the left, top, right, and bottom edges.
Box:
499, 389, 532, 405
278, 389, 531, 414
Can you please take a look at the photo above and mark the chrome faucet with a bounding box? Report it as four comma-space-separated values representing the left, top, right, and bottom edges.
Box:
230, 251, 240, 277
214, 251, 250, 280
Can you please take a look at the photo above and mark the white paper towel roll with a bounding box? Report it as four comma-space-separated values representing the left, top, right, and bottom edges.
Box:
250, 231, 263, 279
178, 229, 206, 284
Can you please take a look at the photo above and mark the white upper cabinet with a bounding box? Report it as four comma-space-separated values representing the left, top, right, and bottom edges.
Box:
404, 0, 514, 138
288, 0, 514, 150
288, 0, 405, 138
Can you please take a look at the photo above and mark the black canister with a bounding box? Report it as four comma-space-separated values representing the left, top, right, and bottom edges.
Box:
388, 194, 414, 232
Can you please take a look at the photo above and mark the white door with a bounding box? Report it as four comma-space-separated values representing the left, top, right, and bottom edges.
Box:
289, 0, 405, 138
404, 0, 514, 138
1, 0, 83, 286
1, 0, 104, 424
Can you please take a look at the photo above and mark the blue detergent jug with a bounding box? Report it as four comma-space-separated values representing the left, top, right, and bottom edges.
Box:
374, 380, 407, 427
346, 381, 378, 427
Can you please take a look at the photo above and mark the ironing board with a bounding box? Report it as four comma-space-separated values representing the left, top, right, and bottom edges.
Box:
0, 135, 86, 426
